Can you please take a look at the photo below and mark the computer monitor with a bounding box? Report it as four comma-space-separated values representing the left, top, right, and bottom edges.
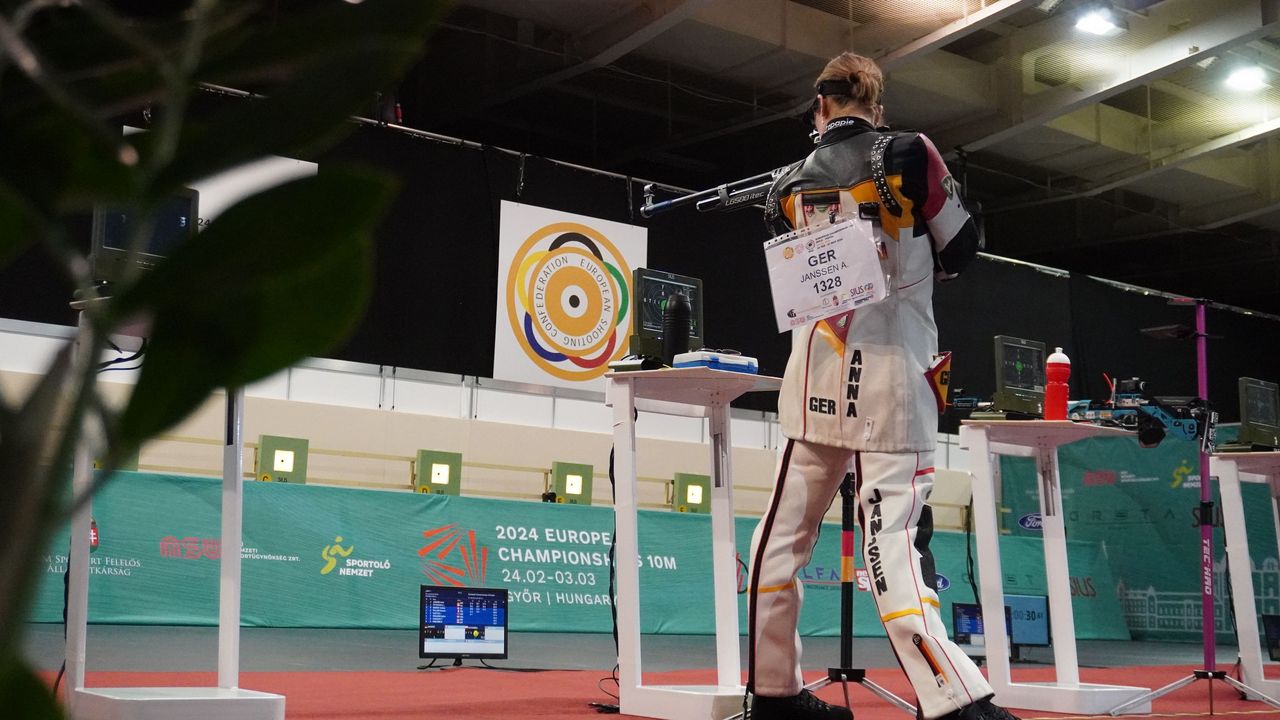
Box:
90, 188, 199, 284
1006, 594, 1051, 647
992, 335, 1046, 417
951, 602, 1012, 647
1262, 614, 1280, 662
1238, 378, 1280, 449
419, 585, 508, 660
628, 268, 704, 361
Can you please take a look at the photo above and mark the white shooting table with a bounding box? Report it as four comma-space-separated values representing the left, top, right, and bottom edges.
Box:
606, 367, 782, 720
959, 420, 1152, 715
65, 363, 283, 719
1213, 451, 1280, 701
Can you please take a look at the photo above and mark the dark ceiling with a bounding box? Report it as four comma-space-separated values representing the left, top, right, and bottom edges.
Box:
379, 1, 1280, 316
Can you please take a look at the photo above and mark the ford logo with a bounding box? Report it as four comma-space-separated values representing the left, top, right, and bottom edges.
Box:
1018, 513, 1043, 531
935, 573, 951, 591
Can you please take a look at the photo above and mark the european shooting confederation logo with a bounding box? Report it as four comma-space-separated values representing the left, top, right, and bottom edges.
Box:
505, 222, 632, 381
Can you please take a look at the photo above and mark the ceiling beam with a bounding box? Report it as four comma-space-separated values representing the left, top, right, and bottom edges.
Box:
604, 0, 1036, 168
455, 0, 711, 116
935, 0, 1280, 154
1084, 117, 1280, 197
874, 0, 1043, 71
1172, 135, 1280, 227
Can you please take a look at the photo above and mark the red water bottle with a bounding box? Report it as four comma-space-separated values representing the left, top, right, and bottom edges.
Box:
1045, 347, 1070, 420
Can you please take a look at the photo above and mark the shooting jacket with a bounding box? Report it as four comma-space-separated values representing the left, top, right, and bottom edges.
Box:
764, 116, 979, 452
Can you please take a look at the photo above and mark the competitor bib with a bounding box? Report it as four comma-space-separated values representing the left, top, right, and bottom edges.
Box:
764, 218, 888, 333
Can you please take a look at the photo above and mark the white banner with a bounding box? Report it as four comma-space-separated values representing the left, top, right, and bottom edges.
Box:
764, 218, 887, 333
494, 201, 647, 390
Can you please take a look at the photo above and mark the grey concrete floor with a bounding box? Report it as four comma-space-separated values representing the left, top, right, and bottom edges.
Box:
20, 623, 1240, 674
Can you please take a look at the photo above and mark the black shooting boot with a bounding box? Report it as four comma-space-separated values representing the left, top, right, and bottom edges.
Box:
750, 689, 853, 720
934, 697, 1020, 720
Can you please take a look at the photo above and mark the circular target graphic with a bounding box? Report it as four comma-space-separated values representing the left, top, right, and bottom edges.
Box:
506, 222, 631, 381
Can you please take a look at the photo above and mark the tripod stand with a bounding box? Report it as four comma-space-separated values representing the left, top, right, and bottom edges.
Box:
730, 473, 915, 720
808, 474, 916, 715
1108, 299, 1280, 715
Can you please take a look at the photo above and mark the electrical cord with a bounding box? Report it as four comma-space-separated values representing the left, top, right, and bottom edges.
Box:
594, 443, 622, 711
596, 664, 620, 700
591, 663, 621, 712
96, 338, 147, 372
965, 496, 979, 606
477, 659, 546, 673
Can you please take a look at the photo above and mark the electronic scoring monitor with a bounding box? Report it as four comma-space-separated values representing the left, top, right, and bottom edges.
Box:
952, 603, 1012, 647
628, 268, 704, 361
1238, 377, 1280, 449
90, 189, 199, 284
419, 585, 508, 659
952, 599, 1049, 657
992, 335, 1047, 417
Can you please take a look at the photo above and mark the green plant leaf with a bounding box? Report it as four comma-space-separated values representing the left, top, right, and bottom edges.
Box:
0, 656, 63, 720
0, 107, 140, 217
0, 181, 42, 270
0, 346, 73, 656
111, 166, 394, 450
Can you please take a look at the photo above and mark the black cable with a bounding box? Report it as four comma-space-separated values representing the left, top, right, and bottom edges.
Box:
596, 666, 620, 700
96, 338, 147, 371
596, 443, 622, 705
98, 364, 144, 373
965, 496, 979, 606
415, 658, 439, 670
52, 661, 65, 695
596, 414, 633, 709
477, 659, 546, 673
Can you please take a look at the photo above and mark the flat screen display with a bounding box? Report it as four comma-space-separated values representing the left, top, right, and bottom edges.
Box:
1242, 379, 1279, 427
100, 194, 197, 256
1263, 614, 1280, 662
634, 269, 702, 339
1006, 594, 1051, 647
999, 340, 1046, 393
951, 602, 1011, 646
419, 586, 508, 659
91, 189, 198, 283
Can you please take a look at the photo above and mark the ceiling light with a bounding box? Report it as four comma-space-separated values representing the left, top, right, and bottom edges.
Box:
1194, 56, 1219, 71
1226, 65, 1267, 91
1076, 7, 1126, 36
1036, 0, 1066, 12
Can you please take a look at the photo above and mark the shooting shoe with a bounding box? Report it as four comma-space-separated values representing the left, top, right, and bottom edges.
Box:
750, 689, 852, 720
934, 697, 1020, 720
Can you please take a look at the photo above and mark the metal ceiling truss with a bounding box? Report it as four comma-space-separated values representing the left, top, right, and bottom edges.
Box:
933, 0, 1280, 153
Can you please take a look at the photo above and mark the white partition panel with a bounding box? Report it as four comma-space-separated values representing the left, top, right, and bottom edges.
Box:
553, 395, 613, 433
637, 411, 704, 442
475, 386, 554, 426
389, 376, 466, 417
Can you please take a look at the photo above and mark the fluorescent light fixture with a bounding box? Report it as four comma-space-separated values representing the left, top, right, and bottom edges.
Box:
1076, 7, 1125, 36
1036, 0, 1066, 12
273, 449, 295, 473
1194, 56, 1219, 71
1226, 66, 1267, 91
565, 474, 583, 496
686, 484, 703, 505
429, 462, 450, 485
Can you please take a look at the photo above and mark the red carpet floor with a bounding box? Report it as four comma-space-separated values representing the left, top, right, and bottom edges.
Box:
56, 665, 1280, 719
